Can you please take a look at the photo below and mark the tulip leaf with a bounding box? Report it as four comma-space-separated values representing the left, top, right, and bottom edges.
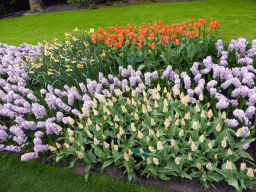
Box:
68, 156, 79, 169
212, 167, 228, 179
158, 173, 170, 181
91, 144, 105, 158
180, 171, 192, 180
234, 138, 255, 151
101, 159, 115, 172
234, 148, 255, 161
87, 151, 97, 164
84, 164, 93, 183
147, 166, 158, 176
227, 176, 240, 192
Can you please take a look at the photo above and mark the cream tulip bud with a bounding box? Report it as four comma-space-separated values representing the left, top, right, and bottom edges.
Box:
226, 160, 232, 170
181, 119, 185, 125
197, 163, 201, 169
154, 100, 159, 108
191, 142, 197, 151
153, 157, 159, 165
94, 137, 99, 145
171, 139, 175, 146
163, 106, 168, 113
114, 145, 118, 151
175, 119, 179, 126
235, 128, 242, 137
148, 145, 154, 152
195, 104, 200, 112
87, 130, 93, 138
227, 148, 232, 155
247, 168, 254, 177
156, 130, 160, 137
185, 111, 190, 120
240, 162, 246, 171
124, 152, 130, 161
68, 116, 75, 125
119, 126, 125, 136
56, 142, 61, 148
77, 151, 84, 159
189, 155, 192, 160
221, 111, 226, 119
199, 134, 205, 143
157, 141, 163, 150
207, 109, 213, 119
137, 130, 143, 139
175, 112, 179, 118
64, 143, 70, 149
69, 136, 74, 143
193, 121, 199, 130
199, 92, 204, 101
149, 129, 154, 136
175, 156, 181, 165
156, 84, 161, 92
164, 99, 168, 107
214, 154, 217, 159
87, 117, 92, 125
67, 128, 74, 136
121, 105, 127, 113
49, 146, 57, 152
131, 123, 136, 132
164, 118, 170, 127
151, 118, 156, 126
208, 142, 212, 149
81, 145, 85, 150
147, 158, 151, 164
147, 105, 151, 112
134, 112, 139, 120
128, 149, 133, 155
174, 87, 179, 96
56, 125, 63, 132
115, 115, 119, 122
143, 90, 147, 97
179, 129, 184, 137
221, 138, 227, 148
201, 110, 205, 118
146, 136, 150, 142
206, 162, 212, 170
104, 141, 110, 149
126, 85, 130, 92
96, 124, 101, 131
93, 108, 98, 116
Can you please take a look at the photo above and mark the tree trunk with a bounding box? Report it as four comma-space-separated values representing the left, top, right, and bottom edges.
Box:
28, 0, 47, 14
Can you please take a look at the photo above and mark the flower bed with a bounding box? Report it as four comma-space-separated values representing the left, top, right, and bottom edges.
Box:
0, 19, 256, 191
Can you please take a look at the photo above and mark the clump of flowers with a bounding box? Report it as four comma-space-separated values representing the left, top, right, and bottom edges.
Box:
49, 83, 255, 191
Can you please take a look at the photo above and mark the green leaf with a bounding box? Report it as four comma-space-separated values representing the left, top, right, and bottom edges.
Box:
123, 161, 130, 174
180, 171, 192, 180
101, 159, 115, 171
234, 138, 255, 149
84, 164, 92, 183
137, 64, 145, 72
158, 173, 170, 181
208, 173, 224, 182
91, 144, 105, 158
234, 148, 255, 161
87, 151, 97, 164
212, 167, 228, 178
227, 176, 240, 192
68, 157, 79, 169
147, 166, 158, 176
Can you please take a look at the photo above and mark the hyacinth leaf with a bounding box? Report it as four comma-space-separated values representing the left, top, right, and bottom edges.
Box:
101, 159, 115, 171
133, 148, 149, 158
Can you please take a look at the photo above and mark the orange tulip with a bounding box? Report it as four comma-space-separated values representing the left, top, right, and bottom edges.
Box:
149, 42, 155, 50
